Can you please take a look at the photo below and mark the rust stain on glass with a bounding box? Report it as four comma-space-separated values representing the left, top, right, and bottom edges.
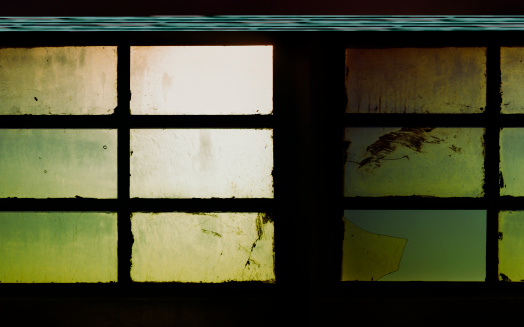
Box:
346, 48, 486, 114
130, 212, 275, 283
344, 127, 485, 197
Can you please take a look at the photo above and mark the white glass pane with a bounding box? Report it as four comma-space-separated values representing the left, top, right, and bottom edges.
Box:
0, 212, 117, 283
130, 46, 273, 115
344, 127, 484, 197
346, 48, 486, 113
130, 129, 273, 198
131, 212, 275, 282
0, 47, 117, 115
0, 129, 117, 198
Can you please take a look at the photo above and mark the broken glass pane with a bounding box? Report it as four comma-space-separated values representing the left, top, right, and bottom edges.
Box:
499, 211, 524, 281
344, 127, 484, 197
342, 210, 486, 281
130, 129, 273, 198
0, 129, 117, 198
0, 47, 117, 115
500, 128, 524, 196
130, 46, 273, 115
0, 212, 117, 283
501, 47, 524, 114
131, 212, 274, 282
346, 48, 486, 113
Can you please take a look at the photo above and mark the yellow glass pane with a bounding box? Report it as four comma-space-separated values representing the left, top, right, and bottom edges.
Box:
501, 47, 524, 114
500, 128, 524, 196
0, 212, 117, 283
131, 212, 275, 282
0, 47, 117, 115
346, 48, 486, 113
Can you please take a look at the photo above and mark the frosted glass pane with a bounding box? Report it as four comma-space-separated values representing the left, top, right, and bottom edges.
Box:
344, 127, 484, 197
0, 47, 117, 115
130, 129, 273, 198
343, 210, 486, 281
501, 48, 524, 113
130, 46, 273, 115
0, 212, 117, 283
499, 211, 524, 281
131, 212, 275, 282
346, 48, 486, 113
0, 129, 117, 198
499, 128, 524, 196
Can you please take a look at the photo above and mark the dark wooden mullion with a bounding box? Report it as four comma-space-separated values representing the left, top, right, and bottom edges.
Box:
116, 44, 132, 287
485, 44, 502, 283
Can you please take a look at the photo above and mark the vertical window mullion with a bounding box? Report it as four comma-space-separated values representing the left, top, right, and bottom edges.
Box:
117, 44, 132, 286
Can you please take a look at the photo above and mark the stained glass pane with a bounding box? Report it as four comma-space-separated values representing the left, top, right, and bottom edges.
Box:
500, 128, 524, 196
0, 47, 117, 115
501, 47, 524, 114
344, 127, 484, 197
343, 210, 486, 281
499, 211, 524, 281
131, 212, 275, 282
0, 212, 117, 283
346, 48, 486, 113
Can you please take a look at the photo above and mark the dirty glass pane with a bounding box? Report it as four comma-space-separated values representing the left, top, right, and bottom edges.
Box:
0, 212, 117, 283
131, 212, 274, 282
344, 127, 484, 197
0, 47, 117, 115
130, 129, 273, 198
0, 129, 117, 198
130, 46, 273, 115
501, 47, 524, 113
500, 128, 524, 196
342, 210, 486, 281
499, 211, 524, 281
346, 48, 486, 113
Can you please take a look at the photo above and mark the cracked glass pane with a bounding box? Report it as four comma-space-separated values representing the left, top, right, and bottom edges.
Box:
0, 212, 117, 283
500, 128, 524, 196
130, 129, 273, 198
0, 129, 117, 198
346, 48, 486, 113
499, 211, 524, 281
130, 46, 273, 115
131, 212, 275, 282
344, 127, 484, 197
501, 47, 524, 113
342, 210, 486, 281
0, 47, 117, 115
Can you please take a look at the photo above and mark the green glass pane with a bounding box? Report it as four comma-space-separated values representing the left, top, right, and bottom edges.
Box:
0, 212, 117, 283
498, 211, 524, 281
346, 48, 486, 113
501, 47, 524, 114
500, 128, 524, 196
131, 212, 275, 282
344, 127, 484, 197
0, 129, 117, 198
342, 210, 486, 281
0, 47, 117, 115
130, 46, 273, 115
130, 129, 273, 199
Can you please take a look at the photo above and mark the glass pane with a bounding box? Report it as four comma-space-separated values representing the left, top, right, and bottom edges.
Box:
0, 129, 117, 198
344, 127, 484, 197
499, 211, 524, 281
0, 47, 117, 115
342, 210, 486, 281
130, 129, 273, 198
0, 212, 117, 283
130, 46, 273, 115
345, 48, 486, 113
131, 212, 275, 282
501, 47, 524, 114
500, 128, 524, 196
